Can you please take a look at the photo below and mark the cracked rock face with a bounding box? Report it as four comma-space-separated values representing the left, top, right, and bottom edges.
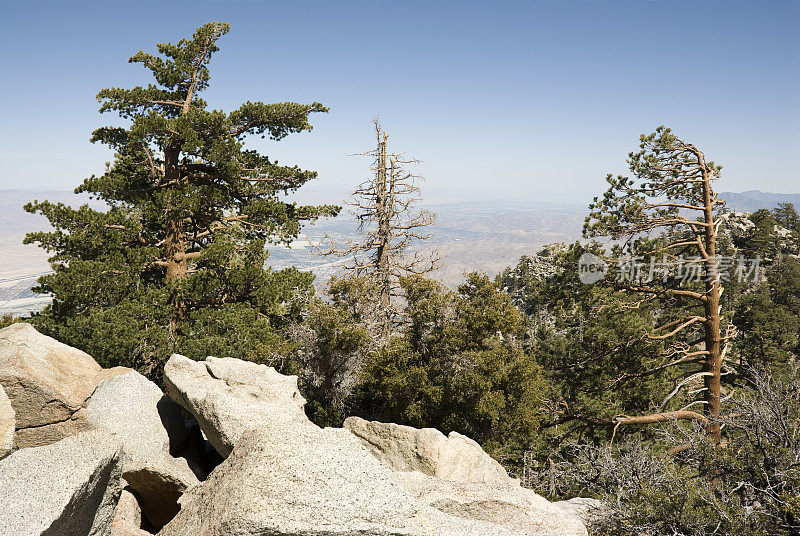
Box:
163, 354, 309, 458
0, 429, 123, 536
85, 370, 200, 529
0, 323, 129, 448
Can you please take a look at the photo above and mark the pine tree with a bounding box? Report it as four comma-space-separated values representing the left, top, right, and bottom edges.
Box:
500, 242, 673, 452
584, 127, 730, 443
24, 22, 338, 376
774, 202, 800, 234
351, 273, 544, 466
745, 209, 781, 260
733, 256, 800, 374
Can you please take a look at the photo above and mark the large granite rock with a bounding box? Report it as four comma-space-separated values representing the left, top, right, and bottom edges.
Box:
85, 370, 200, 528
160, 355, 585, 536
163, 354, 309, 457
0, 429, 123, 536
397, 472, 588, 536
344, 416, 514, 485
0, 384, 13, 458
0, 323, 128, 448
159, 426, 513, 536
344, 417, 587, 535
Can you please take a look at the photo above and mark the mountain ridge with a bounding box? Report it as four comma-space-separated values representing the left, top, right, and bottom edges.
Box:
1, 189, 798, 315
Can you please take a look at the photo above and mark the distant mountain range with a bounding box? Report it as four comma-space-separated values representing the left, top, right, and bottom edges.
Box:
1, 189, 797, 315
718, 191, 800, 213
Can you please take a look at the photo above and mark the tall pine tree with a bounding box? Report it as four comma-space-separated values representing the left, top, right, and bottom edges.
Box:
24, 22, 338, 376
584, 127, 728, 443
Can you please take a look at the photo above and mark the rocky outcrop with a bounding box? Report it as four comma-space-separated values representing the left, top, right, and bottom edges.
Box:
85, 370, 200, 528
398, 471, 588, 536
0, 323, 129, 448
0, 342, 588, 536
161, 355, 587, 536
159, 425, 514, 536
0, 384, 13, 458
345, 417, 586, 535
718, 212, 756, 241
0, 429, 123, 536
163, 354, 309, 457
344, 416, 514, 485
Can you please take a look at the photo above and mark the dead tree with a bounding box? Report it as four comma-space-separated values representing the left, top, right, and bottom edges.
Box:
320, 120, 439, 338
585, 126, 731, 443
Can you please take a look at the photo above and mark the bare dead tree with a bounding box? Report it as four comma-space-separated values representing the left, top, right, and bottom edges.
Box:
319, 120, 440, 338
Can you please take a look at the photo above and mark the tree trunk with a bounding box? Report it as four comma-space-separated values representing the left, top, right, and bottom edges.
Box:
163, 145, 187, 281
163, 143, 187, 335
701, 163, 723, 444
374, 131, 391, 338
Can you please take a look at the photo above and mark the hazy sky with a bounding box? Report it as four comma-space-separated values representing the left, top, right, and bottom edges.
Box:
0, 0, 797, 204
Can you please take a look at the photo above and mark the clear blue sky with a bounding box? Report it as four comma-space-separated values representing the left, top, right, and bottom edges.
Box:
0, 0, 797, 204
